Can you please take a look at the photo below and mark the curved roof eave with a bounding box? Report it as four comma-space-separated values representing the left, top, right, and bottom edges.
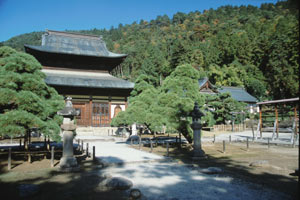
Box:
44, 73, 134, 89
24, 44, 127, 59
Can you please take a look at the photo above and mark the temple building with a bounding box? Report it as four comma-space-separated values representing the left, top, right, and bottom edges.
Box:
25, 30, 134, 127
198, 78, 258, 113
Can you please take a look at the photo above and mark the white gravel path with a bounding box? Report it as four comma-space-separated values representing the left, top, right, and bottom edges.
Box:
0, 134, 293, 199
88, 141, 165, 164
75, 136, 291, 200
101, 162, 290, 200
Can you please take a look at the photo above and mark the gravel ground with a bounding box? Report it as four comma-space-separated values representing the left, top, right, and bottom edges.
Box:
75, 135, 293, 200
1, 132, 296, 200
101, 162, 290, 200
202, 130, 298, 145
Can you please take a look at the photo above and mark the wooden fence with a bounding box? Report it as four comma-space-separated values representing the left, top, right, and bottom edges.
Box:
213, 124, 246, 132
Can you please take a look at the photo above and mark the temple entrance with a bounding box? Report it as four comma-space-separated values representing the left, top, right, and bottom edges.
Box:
72, 99, 127, 127
73, 102, 89, 126
92, 103, 109, 127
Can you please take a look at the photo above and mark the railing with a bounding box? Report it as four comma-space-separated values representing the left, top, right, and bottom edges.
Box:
212, 124, 246, 132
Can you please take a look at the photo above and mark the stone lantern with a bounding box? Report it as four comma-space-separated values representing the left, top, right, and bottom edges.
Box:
57, 96, 80, 171
190, 102, 206, 159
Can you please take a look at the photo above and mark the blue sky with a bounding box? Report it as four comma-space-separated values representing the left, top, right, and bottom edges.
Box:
0, 0, 279, 42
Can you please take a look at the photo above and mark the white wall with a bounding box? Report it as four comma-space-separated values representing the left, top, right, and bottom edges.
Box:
111, 104, 126, 119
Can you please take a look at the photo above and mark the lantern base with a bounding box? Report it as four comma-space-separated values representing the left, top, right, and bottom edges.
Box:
59, 156, 79, 172
192, 149, 206, 160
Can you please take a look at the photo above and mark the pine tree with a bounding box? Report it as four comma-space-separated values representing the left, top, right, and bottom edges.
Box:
0, 46, 64, 142
159, 64, 205, 143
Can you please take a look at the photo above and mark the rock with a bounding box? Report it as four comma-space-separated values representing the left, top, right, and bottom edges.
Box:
127, 135, 140, 144
105, 177, 133, 190
19, 184, 39, 198
184, 164, 198, 168
130, 188, 142, 199
127, 135, 140, 142
249, 160, 269, 167
100, 173, 112, 179
199, 167, 223, 174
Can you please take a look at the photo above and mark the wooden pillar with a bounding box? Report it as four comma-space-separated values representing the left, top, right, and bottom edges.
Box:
294, 106, 298, 135
259, 105, 262, 138
275, 105, 279, 137
108, 96, 112, 124
89, 96, 93, 127
125, 97, 128, 109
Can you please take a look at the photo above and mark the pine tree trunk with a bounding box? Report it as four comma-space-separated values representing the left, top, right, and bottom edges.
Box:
24, 130, 29, 150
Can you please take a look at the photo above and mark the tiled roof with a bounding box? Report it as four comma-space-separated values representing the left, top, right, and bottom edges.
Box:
218, 87, 258, 103
24, 30, 126, 58
198, 77, 209, 88
198, 78, 257, 103
43, 69, 134, 89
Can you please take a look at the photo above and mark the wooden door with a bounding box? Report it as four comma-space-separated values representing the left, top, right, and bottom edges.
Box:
73, 102, 89, 126
92, 103, 109, 127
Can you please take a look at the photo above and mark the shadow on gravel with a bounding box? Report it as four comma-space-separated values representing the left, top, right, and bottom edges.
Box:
0, 158, 129, 200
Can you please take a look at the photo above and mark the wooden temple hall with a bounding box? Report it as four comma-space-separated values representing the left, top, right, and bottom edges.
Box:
25, 30, 134, 127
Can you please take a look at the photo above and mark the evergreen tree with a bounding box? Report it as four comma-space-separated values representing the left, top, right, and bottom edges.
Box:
205, 93, 247, 124
2, 0, 298, 101
0, 46, 64, 142
111, 75, 166, 135
159, 64, 205, 143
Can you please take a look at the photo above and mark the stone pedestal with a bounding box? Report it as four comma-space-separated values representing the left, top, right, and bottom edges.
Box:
59, 127, 78, 171
191, 122, 206, 160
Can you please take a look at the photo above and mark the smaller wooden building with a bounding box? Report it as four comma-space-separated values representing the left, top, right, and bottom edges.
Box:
25, 30, 134, 127
198, 78, 258, 113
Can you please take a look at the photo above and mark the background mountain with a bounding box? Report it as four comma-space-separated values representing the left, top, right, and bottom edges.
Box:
1, 0, 298, 100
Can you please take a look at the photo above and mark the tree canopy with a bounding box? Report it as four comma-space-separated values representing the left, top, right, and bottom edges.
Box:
1, 0, 298, 100
112, 64, 209, 143
0, 46, 65, 141
0, 1, 298, 142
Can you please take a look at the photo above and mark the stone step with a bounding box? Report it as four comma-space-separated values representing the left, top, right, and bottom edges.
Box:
76, 126, 121, 136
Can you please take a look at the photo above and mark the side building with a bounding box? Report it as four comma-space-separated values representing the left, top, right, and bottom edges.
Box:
199, 78, 258, 113
25, 30, 134, 127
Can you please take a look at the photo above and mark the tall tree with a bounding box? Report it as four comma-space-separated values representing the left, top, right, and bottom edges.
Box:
111, 74, 166, 135
159, 64, 205, 143
0, 46, 64, 142
2, 1, 298, 101
262, 16, 299, 99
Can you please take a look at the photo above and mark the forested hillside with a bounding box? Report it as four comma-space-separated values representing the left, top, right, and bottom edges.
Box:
1, 0, 298, 100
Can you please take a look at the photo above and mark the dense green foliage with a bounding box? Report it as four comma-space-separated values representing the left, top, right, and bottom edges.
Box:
0, 46, 65, 141
0, 1, 298, 142
204, 92, 247, 124
112, 64, 246, 143
112, 64, 204, 142
1, 1, 298, 100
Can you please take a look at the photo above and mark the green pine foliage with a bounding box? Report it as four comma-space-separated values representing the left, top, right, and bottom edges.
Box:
204, 93, 247, 124
0, 46, 65, 141
111, 74, 166, 134
1, 1, 298, 100
1, 1, 298, 142
158, 64, 205, 143
112, 64, 206, 143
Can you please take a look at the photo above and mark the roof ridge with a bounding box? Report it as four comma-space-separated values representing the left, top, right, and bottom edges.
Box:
221, 86, 245, 89
46, 29, 102, 40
